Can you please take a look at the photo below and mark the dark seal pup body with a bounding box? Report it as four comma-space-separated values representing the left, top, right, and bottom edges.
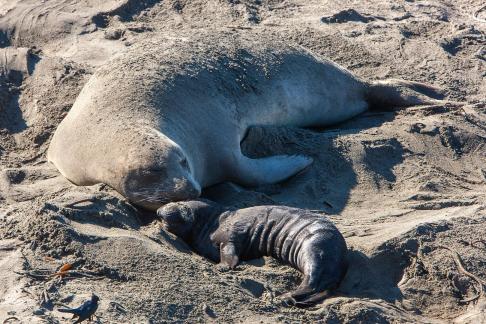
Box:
157, 200, 347, 306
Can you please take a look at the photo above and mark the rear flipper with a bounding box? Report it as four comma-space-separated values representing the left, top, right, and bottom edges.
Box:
280, 239, 347, 307
366, 79, 454, 110
280, 285, 333, 308
231, 154, 313, 187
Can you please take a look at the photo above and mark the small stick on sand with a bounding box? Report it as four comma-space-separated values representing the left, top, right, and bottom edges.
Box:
15, 269, 105, 280
225, 25, 253, 30
437, 245, 486, 303
473, 5, 486, 23
63, 198, 94, 209
109, 301, 127, 314
41, 289, 51, 306
470, 240, 486, 249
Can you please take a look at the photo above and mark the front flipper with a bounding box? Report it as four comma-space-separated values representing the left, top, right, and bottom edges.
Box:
219, 241, 240, 269
233, 155, 313, 187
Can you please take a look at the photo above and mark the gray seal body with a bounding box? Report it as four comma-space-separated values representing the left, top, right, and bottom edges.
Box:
48, 32, 443, 210
158, 200, 348, 306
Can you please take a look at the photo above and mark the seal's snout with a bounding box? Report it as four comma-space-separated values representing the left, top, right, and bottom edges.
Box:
173, 176, 201, 200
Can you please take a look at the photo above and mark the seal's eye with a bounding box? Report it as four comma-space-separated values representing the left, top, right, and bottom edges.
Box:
180, 158, 189, 170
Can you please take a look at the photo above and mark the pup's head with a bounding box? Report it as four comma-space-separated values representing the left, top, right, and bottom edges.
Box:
157, 199, 220, 240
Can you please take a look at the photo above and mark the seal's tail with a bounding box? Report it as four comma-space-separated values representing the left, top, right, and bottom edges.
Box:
366, 79, 448, 110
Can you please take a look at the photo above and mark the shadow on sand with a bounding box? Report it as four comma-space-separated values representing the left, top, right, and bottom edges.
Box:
205, 110, 400, 214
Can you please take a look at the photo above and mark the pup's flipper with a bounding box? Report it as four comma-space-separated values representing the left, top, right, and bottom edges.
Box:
220, 241, 239, 269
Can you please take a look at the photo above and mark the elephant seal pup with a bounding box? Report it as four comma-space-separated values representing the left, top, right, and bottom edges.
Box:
48, 32, 444, 210
157, 199, 348, 307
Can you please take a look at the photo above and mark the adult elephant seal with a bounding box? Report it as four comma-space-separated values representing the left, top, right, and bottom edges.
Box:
157, 199, 347, 307
48, 32, 443, 210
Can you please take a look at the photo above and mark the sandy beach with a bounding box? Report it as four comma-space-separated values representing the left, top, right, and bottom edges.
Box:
1, 0, 485, 322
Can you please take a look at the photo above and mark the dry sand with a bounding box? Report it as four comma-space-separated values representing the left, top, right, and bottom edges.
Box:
0, 0, 485, 323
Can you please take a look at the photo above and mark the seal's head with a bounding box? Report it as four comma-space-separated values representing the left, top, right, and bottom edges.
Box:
157, 199, 221, 241
120, 137, 201, 210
